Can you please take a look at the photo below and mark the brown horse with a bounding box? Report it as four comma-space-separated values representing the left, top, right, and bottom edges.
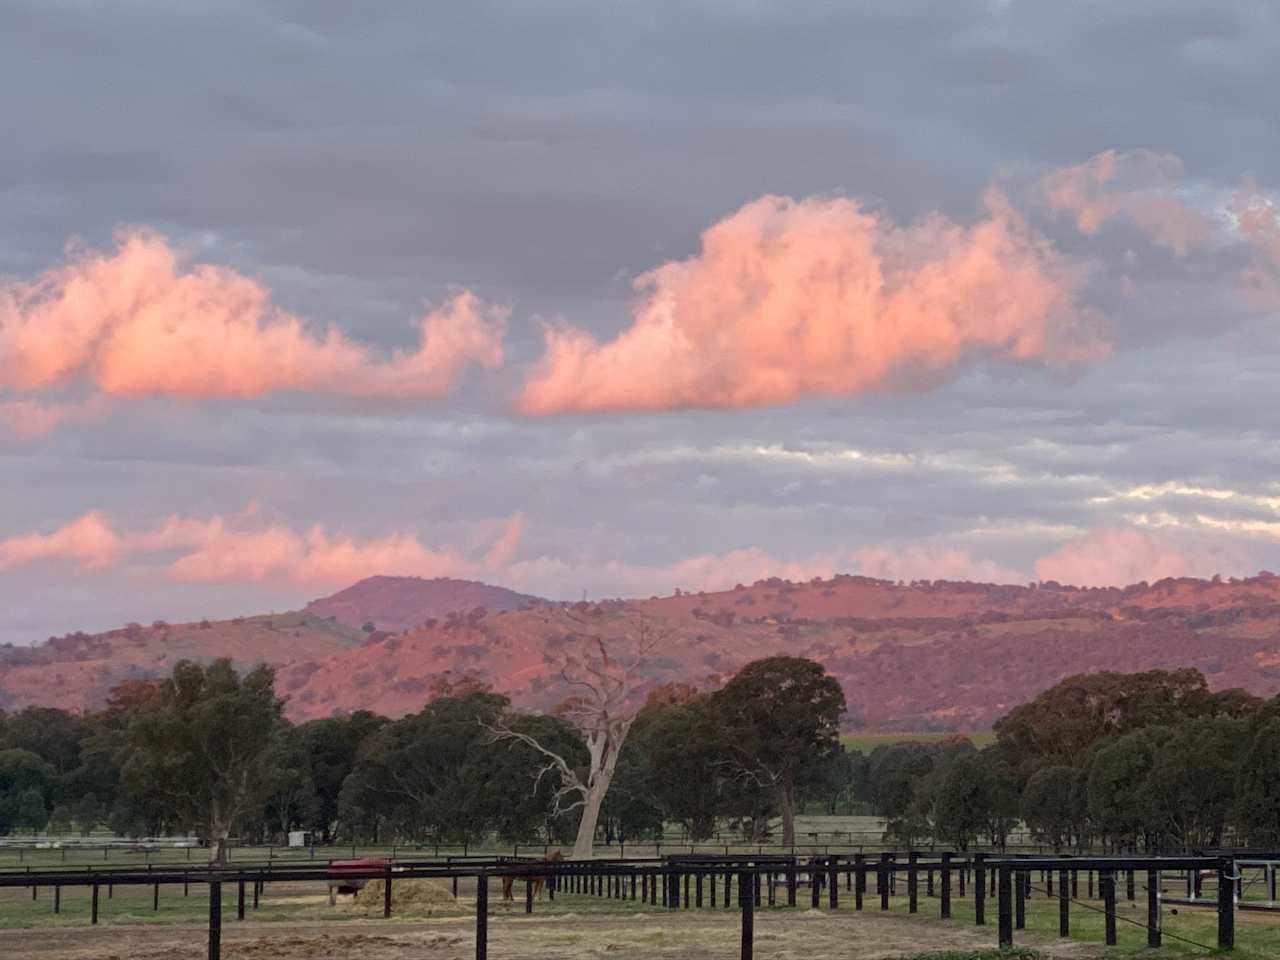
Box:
501, 850, 564, 900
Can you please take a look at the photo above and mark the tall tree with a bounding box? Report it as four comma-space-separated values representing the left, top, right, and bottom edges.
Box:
1146, 715, 1247, 849
341, 689, 509, 842
486, 608, 667, 858
994, 669, 1216, 774
1086, 726, 1169, 851
711, 656, 846, 848
294, 710, 387, 840
628, 692, 725, 840
1022, 765, 1086, 852
114, 659, 285, 861
932, 749, 1018, 851
1235, 716, 1280, 847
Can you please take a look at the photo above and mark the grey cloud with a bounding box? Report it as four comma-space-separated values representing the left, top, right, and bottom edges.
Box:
2, 0, 1280, 641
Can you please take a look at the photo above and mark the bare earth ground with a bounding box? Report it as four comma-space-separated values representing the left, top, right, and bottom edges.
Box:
0, 910, 1112, 960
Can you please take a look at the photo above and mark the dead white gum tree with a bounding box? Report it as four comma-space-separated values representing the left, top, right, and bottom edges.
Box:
486, 610, 665, 859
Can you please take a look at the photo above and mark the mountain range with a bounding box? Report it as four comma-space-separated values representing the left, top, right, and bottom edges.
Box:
4, 571, 1280, 730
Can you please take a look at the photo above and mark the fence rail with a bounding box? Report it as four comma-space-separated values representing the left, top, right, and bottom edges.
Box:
0, 850, 1249, 959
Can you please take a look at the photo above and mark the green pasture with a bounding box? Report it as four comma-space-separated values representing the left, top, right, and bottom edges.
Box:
3, 869, 1279, 958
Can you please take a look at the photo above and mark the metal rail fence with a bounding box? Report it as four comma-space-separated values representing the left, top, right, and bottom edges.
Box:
0, 851, 1248, 959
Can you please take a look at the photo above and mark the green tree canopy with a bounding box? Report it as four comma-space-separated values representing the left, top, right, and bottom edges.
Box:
711, 656, 846, 847
114, 658, 285, 860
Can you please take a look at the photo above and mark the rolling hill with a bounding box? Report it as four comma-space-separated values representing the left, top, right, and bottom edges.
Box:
302, 575, 548, 633
4, 571, 1280, 729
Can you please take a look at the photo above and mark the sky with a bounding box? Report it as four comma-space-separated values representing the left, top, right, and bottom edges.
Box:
2, 0, 1280, 645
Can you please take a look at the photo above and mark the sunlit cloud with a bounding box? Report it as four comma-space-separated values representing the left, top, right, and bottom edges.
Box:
518, 188, 1106, 415
0, 508, 523, 590
0, 229, 508, 409
1034, 149, 1213, 255
1034, 525, 1242, 587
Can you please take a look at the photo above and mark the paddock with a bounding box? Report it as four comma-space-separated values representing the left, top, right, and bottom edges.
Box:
0, 851, 1273, 958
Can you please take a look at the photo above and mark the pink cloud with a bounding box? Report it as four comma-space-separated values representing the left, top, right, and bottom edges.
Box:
517, 188, 1104, 415
483, 512, 525, 569
0, 229, 507, 402
851, 543, 1023, 584
164, 522, 471, 588
0, 512, 121, 570
504, 546, 841, 598
0, 508, 526, 590
1229, 177, 1280, 302
1037, 149, 1212, 256
1033, 527, 1225, 587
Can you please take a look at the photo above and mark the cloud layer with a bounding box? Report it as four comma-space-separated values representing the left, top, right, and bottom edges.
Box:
1033, 526, 1232, 588
0, 509, 518, 590
518, 189, 1106, 414
0, 229, 507, 404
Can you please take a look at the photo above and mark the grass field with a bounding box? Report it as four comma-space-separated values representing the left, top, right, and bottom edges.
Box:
843, 731, 997, 752
1, 873, 1276, 958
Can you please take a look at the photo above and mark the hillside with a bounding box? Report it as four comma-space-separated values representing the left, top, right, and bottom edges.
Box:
303, 575, 548, 633
0, 611, 366, 713
5, 571, 1280, 727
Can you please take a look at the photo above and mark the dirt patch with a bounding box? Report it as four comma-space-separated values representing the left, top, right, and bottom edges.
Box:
0, 910, 1114, 960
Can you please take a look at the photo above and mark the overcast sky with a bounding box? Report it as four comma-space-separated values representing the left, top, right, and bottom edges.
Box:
2, 0, 1280, 645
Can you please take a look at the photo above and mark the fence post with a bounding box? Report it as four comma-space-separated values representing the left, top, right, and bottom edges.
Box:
811, 858, 821, 909
1014, 869, 1026, 930
1059, 867, 1069, 937
1146, 868, 1160, 948
997, 866, 1012, 949
696, 872, 704, 908
941, 852, 952, 919
974, 853, 985, 926
385, 866, 393, 919
854, 854, 864, 911
237, 879, 245, 920
54, 884, 61, 915
879, 853, 890, 911
526, 877, 534, 914
786, 863, 796, 907
91, 883, 99, 925
1102, 869, 1117, 946
208, 880, 222, 960
739, 870, 754, 960
154, 882, 160, 912
476, 872, 488, 960
828, 858, 838, 909
908, 852, 918, 914
1218, 859, 1234, 951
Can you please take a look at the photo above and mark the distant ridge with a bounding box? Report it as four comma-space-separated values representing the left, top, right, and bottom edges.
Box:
6, 571, 1280, 729
303, 575, 548, 633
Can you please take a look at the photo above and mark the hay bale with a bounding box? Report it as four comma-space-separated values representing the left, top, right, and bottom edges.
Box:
351, 878, 458, 916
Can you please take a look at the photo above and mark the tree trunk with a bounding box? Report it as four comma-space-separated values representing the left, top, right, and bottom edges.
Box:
572, 782, 607, 859
779, 777, 796, 849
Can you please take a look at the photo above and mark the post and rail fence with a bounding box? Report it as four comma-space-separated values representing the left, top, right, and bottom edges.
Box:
0, 850, 1257, 959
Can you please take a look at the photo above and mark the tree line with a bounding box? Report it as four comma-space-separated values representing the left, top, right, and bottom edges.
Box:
2, 652, 1278, 856
867, 668, 1280, 852
0, 648, 848, 857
